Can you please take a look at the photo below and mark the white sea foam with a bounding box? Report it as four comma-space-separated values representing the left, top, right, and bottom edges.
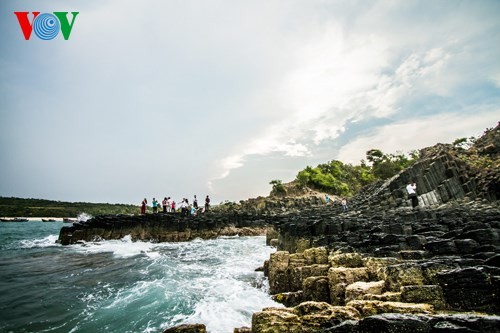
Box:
158, 236, 282, 332
70, 235, 160, 258
19, 234, 60, 248
66, 236, 280, 332
185, 276, 280, 332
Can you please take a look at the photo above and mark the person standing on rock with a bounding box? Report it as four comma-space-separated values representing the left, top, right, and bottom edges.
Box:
406, 181, 418, 208
140, 198, 147, 215
325, 195, 330, 205
166, 197, 171, 212
179, 199, 188, 216
152, 198, 158, 213
193, 195, 198, 209
162, 197, 168, 213
205, 195, 210, 212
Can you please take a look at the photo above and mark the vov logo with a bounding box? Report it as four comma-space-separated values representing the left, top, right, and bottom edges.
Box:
14, 12, 79, 40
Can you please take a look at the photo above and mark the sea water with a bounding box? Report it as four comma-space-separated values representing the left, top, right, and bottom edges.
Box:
0, 221, 280, 333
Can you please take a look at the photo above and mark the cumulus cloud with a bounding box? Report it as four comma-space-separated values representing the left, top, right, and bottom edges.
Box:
337, 110, 500, 164
210, 32, 457, 185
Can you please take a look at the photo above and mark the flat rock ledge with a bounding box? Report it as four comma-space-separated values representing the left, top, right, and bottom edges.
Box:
57, 212, 271, 245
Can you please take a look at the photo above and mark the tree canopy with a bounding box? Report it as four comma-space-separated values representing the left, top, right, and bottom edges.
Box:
292, 149, 418, 196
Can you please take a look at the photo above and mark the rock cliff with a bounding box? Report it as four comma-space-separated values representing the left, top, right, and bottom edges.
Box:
57, 212, 270, 245
245, 124, 500, 332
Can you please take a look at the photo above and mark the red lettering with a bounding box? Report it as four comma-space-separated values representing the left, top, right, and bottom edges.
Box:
14, 12, 40, 40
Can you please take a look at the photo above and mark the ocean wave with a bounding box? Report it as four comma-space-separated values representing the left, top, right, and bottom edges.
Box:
1, 233, 279, 333
18, 234, 60, 249
184, 275, 281, 332
69, 235, 161, 258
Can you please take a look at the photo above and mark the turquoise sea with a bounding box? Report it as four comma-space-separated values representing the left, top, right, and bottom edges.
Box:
0, 221, 280, 333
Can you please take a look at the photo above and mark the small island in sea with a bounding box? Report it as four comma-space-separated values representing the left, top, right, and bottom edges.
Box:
53, 123, 500, 333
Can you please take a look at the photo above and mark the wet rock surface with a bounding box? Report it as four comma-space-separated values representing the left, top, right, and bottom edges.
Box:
57, 212, 272, 245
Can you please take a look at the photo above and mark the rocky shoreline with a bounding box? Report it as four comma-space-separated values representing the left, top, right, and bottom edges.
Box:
247, 200, 500, 332
58, 199, 500, 333
57, 125, 499, 332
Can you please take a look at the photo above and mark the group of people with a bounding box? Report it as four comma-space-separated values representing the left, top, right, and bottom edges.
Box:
325, 195, 349, 212
138, 181, 419, 216
140, 195, 211, 215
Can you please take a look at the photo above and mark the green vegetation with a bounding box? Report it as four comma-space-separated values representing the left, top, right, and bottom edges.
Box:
269, 179, 286, 196
293, 149, 418, 197
0, 197, 139, 217
366, 149, 418, 180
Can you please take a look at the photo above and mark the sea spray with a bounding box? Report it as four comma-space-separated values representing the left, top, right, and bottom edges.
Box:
77, 212, 93, 222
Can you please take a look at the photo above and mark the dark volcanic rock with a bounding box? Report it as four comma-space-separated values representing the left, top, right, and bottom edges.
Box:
436, 266, 500, 313
249, 126, 500, 333
358, 313, 431, 332
58, 212, 271, 245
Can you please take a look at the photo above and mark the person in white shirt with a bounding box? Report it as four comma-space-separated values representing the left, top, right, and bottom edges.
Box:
179, 199, 188, 216
406, 181, 418, 208
165, 197, 171, 213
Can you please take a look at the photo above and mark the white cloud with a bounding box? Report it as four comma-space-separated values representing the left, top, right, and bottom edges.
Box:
337, 110, 500, 164
3, 0, 500, 203
210, 30, 456, 187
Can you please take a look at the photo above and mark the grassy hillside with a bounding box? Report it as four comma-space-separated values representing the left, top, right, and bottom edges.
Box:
0, 197, 139, 217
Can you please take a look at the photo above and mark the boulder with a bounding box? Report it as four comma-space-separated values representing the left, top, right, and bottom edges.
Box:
291, 264, 330, 291
436, 266, 500, 313
297, 302, 361, 331
252, 302, 361, 333
303, 247, 329, 264
268, 251, 290, 294
272, 291, 303, 307
357, 313, 430, 333
162, 324, 207, 333
400, 285, 446, 310
379, 263, 425, 291
252, 307, 301, 333
330, 252, 364, 268
346, 300, 434, 317
345, 281, 385, 302
303, 276, 330, 303
420, 261, 458, 285
363, 257, 398, 279
328, 267, 369, 305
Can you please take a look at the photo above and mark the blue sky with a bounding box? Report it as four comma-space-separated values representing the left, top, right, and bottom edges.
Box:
1, 0, 499, 205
